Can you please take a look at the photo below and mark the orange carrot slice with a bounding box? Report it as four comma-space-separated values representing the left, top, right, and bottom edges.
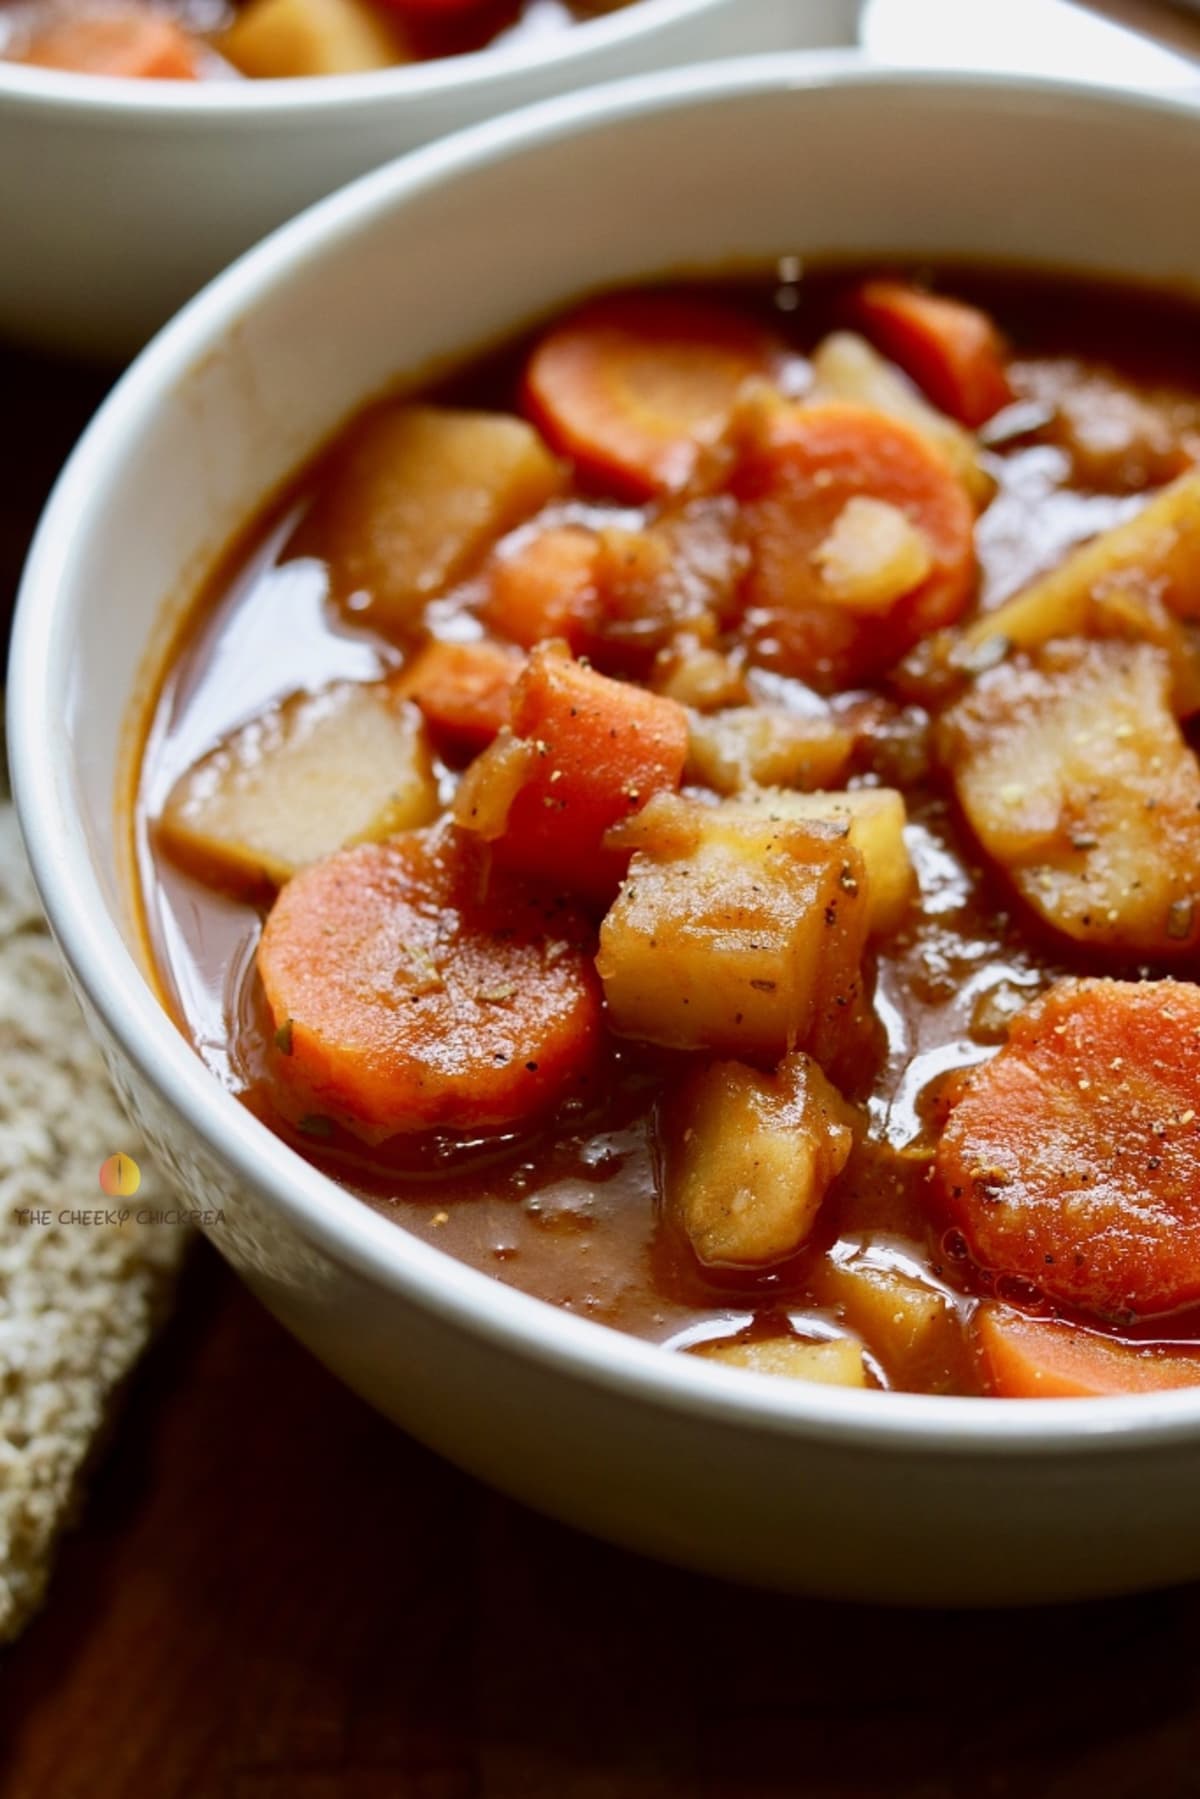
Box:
731, 400, 976, 689
853, 280, 1012, 427
936, 979, 1200, 1319
397, 640, 523, 751
20, 7, 200, 76
480, 525, 600, 651
977, 1305, 1200, 1398
522, 292, 782, 499
455, 642, 689, 900
257, 827, 602, 1139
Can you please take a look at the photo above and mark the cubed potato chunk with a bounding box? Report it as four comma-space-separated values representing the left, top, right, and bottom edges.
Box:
814, 1245, 960, 1390
727, 787, 915, 937
814, 496, 934, 616
299, 405, 566, 639
942, 640, 1200, 954
686, 707, 854, 796
663, 1052, 857, 1268
809, 331, 991, 505
597, 793, 869, 1060
965, 469, 1200, 656
222, 0, 408, 76
653, 640, 748, 712
693, 1334, 868, 1388
159, 680, 437, 892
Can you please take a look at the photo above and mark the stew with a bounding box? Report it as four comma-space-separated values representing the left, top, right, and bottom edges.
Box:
133, 263, 1200, 1398
1, 0, 629, 80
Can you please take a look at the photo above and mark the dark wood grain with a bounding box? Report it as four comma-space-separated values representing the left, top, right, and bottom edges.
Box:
3, 1240, 1200, 1799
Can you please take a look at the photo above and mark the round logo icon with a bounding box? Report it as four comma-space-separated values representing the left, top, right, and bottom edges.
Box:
99, 1153, 141, 1198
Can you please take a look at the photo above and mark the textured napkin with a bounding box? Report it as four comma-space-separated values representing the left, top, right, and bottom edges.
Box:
0, 798, 186, 1642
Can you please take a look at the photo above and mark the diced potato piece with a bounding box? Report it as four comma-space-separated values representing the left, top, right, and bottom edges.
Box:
663, 1052, 857, 1268
686, 707, 854, 796
942, 640, 1200, 954
814, 496, 934, 616
652, 638, 748, 712
222, 0, 408, 76
452, 730, 536, 839
1088, 583, 1200, 718
597, 794, 869, 1060
965, 469, 1200, 657
693, 1334, 868, 1388
809, 331, 991, 505
961, 470, 1200, 715
160, 681, 437, 892
727, 787, 915, 937
814, 1246, 959, 1389
299, 406, 566, 639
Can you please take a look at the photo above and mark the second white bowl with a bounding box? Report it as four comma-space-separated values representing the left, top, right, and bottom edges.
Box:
0, 0, 857, 359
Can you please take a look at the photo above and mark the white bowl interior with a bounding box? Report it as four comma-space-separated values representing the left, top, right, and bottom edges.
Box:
16, 59, 1200, 1451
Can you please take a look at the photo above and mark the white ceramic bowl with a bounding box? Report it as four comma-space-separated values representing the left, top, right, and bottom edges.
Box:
0, 0, 856, 359
13, 56, 1200, 1607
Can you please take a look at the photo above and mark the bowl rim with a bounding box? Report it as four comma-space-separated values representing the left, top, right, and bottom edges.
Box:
0, 0, 745, 118
14, 51, 1200, 1460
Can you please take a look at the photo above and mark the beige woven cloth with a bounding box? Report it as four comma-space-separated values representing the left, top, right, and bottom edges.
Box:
0, 798, 186, 1643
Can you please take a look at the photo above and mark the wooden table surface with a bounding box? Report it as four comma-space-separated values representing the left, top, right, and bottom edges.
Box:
5, 11, 1200, 1788
6, 1239, 1200, 1799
